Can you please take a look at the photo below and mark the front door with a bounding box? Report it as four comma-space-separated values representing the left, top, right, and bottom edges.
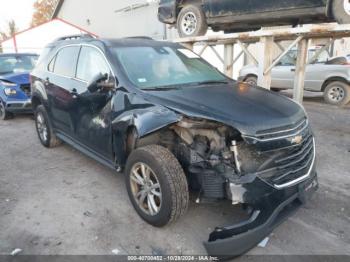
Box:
73, 46, 115, 159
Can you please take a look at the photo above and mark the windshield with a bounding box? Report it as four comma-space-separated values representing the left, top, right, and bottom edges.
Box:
0, 55, 38, 75
279, 49, 329, 66
113, 46, 227, 89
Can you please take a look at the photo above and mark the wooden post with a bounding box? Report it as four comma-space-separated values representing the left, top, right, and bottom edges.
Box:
293, 38, 309, 104
223, 43, 234, 77
182, 43, 194, 51
257, 36, 274, 89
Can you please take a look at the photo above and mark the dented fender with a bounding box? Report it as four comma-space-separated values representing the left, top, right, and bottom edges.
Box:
110, 89, 181, 166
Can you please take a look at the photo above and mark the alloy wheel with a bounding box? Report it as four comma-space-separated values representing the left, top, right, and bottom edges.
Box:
327, 85, 345, 102
130, 162, 162, 216
181, 12, 197, 36
36, 112, 48, 143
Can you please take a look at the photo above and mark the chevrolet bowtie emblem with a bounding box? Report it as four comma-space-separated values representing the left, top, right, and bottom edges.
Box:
291, 135, 303, 144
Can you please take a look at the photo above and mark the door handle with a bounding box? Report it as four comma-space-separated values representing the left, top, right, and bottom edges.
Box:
291, 69, 296, 72
44, 77, 50, 86
70, 88, 78, 99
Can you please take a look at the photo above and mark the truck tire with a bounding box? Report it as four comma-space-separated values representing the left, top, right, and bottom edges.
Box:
125, 145, 189, 227
323, 81, 350, 106
35, 105, 62, 148
332, 0, 350, 24
177, 4, 208, 37
0, 100, 13, 120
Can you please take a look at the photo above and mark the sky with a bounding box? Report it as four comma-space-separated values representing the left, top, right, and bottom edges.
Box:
0, 0, 36, 34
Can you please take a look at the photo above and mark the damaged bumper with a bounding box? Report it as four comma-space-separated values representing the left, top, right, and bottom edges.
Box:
204, 171, 318, 258
5, 99, 32, 113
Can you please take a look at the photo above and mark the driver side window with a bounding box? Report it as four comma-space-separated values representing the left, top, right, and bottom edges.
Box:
76, 46, 111, 82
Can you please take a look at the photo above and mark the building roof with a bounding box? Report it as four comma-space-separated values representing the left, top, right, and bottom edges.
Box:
0, 18, 98, 44
52, 0, 65, 18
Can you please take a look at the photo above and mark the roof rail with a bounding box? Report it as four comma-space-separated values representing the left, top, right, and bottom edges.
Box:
54, 34, 95, 42
124, 36, 154, 40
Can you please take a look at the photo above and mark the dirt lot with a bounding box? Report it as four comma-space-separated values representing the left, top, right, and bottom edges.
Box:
0, 93, 349, 257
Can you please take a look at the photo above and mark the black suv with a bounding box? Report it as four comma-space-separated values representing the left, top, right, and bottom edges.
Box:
31, 35, 318, 257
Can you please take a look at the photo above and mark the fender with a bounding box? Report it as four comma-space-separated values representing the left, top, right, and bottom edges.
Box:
110, 90, 181, 166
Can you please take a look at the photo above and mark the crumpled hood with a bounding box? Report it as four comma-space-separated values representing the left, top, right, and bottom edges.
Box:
0, 72, 30, 85
143, 83, 306, 136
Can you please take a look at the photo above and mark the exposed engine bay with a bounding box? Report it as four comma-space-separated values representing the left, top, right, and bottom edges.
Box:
137, 115, 315, 206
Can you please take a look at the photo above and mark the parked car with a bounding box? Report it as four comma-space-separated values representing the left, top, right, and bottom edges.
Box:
31, 35, 318, 257
239, 47, 350, 106
0, 53, 39, 120
158, 0, 350, 37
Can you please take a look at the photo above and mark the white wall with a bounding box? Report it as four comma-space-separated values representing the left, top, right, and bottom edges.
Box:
1, 19, 91, 54
57, 0, 166, 39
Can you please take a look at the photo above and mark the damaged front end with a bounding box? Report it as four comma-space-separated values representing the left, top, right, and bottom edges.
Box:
169, 116, 318, 257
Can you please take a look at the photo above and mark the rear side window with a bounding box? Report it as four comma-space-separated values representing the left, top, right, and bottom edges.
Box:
52, 46, 80, 77
76, 46, 110, 82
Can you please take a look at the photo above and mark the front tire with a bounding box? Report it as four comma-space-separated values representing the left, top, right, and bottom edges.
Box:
35, 105, 62, 148
0, 100, 13, 120
323, 81, 350, 106
332, 0, 350, 24
177, 4, 208, 37
125, 145, 189, 227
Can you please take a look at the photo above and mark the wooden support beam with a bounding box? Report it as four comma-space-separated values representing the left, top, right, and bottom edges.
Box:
257, 36, 274, 89
224, 44, 234, 77
293, 38, 309, 104
209, 46, 224, 63
198, 44, 208, 56
182, 43, 194, 50
237, 40, 258, 65
264, 36, 303, 74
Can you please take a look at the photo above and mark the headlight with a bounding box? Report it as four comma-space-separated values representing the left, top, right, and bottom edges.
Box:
4, 87, 17, 96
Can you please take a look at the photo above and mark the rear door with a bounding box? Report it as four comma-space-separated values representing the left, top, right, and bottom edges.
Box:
204, 0, 326, 18
46, 46, 81, 136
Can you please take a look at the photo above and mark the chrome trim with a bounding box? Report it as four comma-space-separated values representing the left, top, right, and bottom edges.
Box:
243, 120, 309, 142
256, 119, 307, 137
274, 138, 316, 189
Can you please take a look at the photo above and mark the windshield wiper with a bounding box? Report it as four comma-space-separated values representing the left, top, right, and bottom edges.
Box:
142, 86, 182, 91
190, 80, 229, 86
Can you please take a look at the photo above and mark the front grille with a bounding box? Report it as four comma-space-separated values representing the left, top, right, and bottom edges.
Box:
20, 84, 31, 96
255, 129, 315, 189
254, 118, 308, 141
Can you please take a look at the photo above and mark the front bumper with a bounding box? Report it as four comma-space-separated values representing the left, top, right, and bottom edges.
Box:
5, 99, 32, 113
204, 171, 318, 259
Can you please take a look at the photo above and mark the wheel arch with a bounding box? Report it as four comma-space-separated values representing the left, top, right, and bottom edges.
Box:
321, 76, 350, 92
243, 74, 258, 81
111, 109, 181, 169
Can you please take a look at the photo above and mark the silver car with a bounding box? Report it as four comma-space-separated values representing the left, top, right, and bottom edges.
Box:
239, 48, 350, 106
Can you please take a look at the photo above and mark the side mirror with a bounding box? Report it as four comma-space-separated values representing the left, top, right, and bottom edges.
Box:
87, 73, 108, 93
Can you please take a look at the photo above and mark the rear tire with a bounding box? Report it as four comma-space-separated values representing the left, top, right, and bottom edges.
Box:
35, 105, 62, 148
323, 81, 350, 106
177, 4, 208, 37
0, 100, 13, 120
332, 0, 350, 24
125, 145, 189, 227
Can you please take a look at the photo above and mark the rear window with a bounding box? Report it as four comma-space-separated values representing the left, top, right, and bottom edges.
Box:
52, 46, 80, 77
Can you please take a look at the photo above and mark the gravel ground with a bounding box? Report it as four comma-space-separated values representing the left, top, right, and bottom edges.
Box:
0, 93, 349, 257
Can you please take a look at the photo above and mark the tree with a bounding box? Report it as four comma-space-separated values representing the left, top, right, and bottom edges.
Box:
0, 20, 18, 53
0, 19, 18, 40
31, 0, 59, 27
